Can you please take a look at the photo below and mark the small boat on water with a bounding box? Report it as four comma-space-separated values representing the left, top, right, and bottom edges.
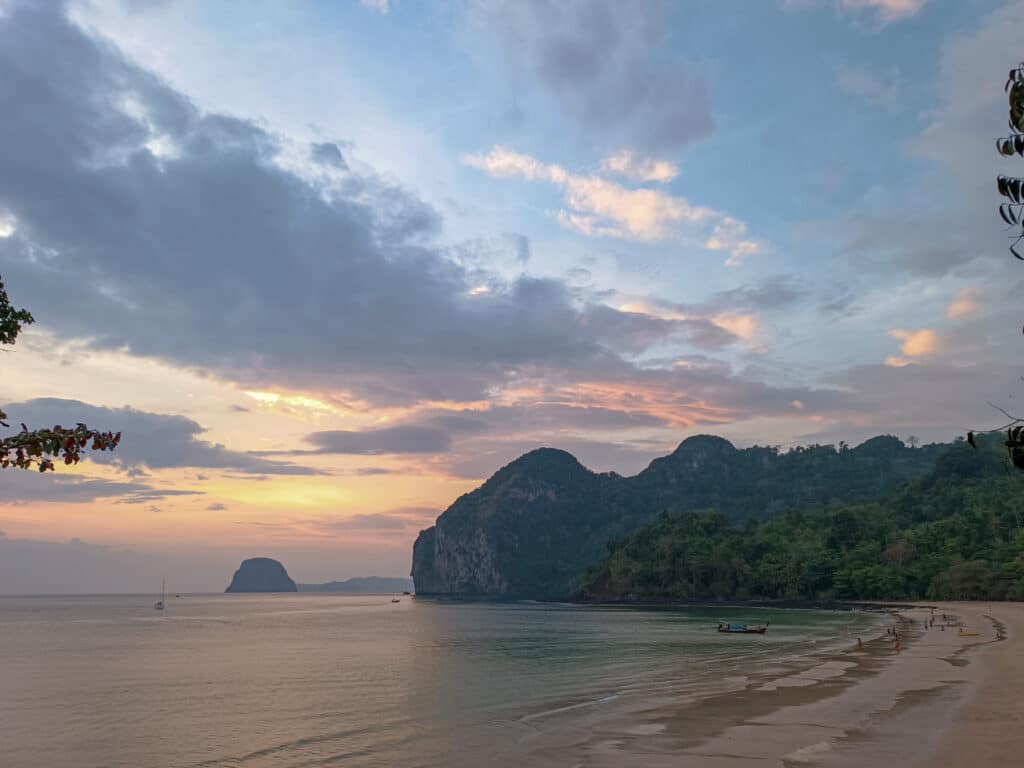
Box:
154, 577, 165, 611
717, 622, 768, 634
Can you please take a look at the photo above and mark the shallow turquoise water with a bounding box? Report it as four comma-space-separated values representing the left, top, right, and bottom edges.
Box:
0, 594, 875, 767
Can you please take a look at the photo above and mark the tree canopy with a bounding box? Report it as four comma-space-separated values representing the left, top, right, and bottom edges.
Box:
584, 440, 1024, 602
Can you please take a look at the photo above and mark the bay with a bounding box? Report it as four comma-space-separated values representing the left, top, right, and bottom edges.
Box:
0, 594, 875, 768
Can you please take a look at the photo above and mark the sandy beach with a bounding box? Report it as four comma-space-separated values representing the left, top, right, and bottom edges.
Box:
535, 602, 1024, 767
921, 602, 1024, 767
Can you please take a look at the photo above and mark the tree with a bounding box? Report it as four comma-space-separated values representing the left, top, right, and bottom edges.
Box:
0, 275, 120, 471
998, 63, 1024, 258
969, 66, 1024, 468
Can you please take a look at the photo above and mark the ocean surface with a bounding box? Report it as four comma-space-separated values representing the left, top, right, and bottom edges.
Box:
0, 594, 877, 767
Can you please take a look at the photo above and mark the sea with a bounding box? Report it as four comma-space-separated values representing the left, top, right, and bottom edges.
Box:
0, 594, 878, 768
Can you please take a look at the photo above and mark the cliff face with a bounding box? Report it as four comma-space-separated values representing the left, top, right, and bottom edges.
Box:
225, 557, 298, 593
411, 435, 948, 600
412, 447, 624, 598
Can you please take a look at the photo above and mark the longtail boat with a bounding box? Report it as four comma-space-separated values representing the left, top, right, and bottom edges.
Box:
717, 623, 768, 634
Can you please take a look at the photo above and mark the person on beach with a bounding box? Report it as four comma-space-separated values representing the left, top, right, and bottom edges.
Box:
857, 637, 862, 649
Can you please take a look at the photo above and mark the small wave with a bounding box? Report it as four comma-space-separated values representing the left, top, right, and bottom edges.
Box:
520, 693, 621, 723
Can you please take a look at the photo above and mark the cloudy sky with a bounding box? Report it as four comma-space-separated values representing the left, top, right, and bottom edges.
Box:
0, 0, 1021, 591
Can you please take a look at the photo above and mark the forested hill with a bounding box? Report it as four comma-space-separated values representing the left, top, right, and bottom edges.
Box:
411, 434, 948, 599
583, 440, 1024, 602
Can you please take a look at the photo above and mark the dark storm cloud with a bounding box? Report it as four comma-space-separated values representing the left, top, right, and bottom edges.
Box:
2, 398, 315, 475
467, 0, 713, 153
0, 4, 687, 407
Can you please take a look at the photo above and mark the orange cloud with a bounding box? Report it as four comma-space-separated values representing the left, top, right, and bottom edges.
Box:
616, 303, 758, 342
947, 287, 980, 319
600, 150, 679, 183
463, 146, 762, 264
711, 312, 758, 340
886, 328, 939, 366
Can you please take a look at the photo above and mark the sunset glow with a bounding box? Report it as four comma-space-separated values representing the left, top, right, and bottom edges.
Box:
1, 0, 1020, 591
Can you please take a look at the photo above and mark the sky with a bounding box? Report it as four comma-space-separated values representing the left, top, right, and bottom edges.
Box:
1, 0, 1022, 592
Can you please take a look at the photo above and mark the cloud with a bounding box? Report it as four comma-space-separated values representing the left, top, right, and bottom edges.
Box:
307, 510, 435, 531
707, 276, 806, 311
836, 67, 901, 109
786, 0, 928, 24
890, 328, 938, 356
1, 470, 201, 504
0, 4, 873, 457
295, 402, 673, 459
600, 150, 678, 183
705, 218, 763, 267
947, 287, 981, 319
885, 328, 939, 366
286, 366, 856, 473
2, 398, 315, 475
464, 146, 762, 263
359, 0, 389, 13
822, 357, 1020, 445
309, 141, 348, 169
303, 426, 451, 455
233, 507, 438, 535
465, 0, 712, 154
839, 0, 928, 23
710, 312, 758, 340
0, 6, 708, 408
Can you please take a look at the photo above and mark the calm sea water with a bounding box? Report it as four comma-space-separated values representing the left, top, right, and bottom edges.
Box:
0, 594, 875, 767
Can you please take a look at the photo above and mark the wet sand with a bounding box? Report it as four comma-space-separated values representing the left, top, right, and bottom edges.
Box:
921, 601, 1024, 767
536, 602, 1023, 766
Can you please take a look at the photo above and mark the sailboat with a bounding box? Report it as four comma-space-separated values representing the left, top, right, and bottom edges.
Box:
154, 577, 165, 611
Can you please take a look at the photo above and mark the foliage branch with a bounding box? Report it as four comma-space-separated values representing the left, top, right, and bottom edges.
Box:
0, 274, 120, 471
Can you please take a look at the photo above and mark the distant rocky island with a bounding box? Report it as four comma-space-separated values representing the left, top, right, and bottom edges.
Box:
225, 557, 298, 593
298, 576, 413, 593
411, 434, 953, 600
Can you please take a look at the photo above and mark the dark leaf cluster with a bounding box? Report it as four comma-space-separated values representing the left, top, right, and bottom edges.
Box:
0, 412, 121, 472
0, 275, 33, 346
0, 274, 120, 471
998, 64, 1024, 261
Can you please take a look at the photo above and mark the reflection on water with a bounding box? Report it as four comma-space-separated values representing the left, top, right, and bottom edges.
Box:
0, 594, 874, 767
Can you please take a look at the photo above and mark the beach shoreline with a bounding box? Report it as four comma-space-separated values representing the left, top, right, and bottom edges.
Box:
919, 601, 1023, 767
534, 602, 1023, 766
